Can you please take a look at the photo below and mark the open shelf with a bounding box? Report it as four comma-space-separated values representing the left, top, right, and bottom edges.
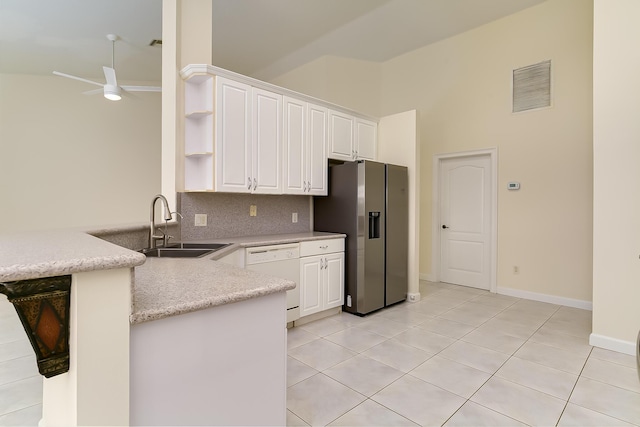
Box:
186, 110, 213, 119
183, 73, 216, 191
185, 74, 214, 114
185, 155, 214, 191
185, 113, 214, 154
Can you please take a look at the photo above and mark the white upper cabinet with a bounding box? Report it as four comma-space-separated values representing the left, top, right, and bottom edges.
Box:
307, 104, 328, 195
328, 110, 377, 161
328, 110, 354, 161
215, 80, 282, 194
282, 97, 306, 195
215, 77, 252, 193
252, 88, 282, 194
283, 97, 327, 195
355, 118, 377, 161
181, 65, 375, 193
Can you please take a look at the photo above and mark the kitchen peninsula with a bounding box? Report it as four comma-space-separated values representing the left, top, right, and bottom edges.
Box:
0, 229, 295, 426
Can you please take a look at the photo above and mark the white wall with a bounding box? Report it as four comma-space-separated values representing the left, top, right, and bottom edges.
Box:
269, 0, 594, 305
0, 74, 161, 232
591, 0, 640, 353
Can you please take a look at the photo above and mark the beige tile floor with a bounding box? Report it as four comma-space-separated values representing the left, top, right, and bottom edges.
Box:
287, 282, 640, 427
1, 281, 638, 426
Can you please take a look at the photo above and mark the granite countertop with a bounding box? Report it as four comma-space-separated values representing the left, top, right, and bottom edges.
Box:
131, 258, 295, 324
131, 232, 345, 324
0, 229, 344, 325
182, 231, 347, 260
0, 230, 146, 282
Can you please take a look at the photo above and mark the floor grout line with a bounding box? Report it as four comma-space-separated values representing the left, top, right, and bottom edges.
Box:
286, 282, 622, 426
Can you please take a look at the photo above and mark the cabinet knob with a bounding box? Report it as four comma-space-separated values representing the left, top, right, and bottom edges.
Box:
247, 177, 252, 190
253, 178, 257, 191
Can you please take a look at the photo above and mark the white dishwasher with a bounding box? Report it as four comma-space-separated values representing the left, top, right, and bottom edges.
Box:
245, 243, 300, 323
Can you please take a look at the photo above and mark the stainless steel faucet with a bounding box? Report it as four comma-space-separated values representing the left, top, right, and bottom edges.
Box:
149, 194, 173, 249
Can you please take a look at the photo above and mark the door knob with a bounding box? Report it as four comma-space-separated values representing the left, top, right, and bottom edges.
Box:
442, 225, 450, 229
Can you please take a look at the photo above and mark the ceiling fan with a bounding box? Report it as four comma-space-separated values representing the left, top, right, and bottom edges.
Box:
53, 34, 161, 101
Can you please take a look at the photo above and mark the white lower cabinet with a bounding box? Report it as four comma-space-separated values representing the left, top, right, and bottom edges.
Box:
299, 239, 345, 317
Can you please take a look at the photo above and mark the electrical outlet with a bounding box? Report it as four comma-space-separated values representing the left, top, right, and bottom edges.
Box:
513, 265, 519, 274
249, 205, 257, 217
292, 212, 298, 223
194, 214, 207, 227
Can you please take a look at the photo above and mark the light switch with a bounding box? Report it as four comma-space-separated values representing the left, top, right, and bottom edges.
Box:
249, 205, 257, 217
292, 212, 298, 223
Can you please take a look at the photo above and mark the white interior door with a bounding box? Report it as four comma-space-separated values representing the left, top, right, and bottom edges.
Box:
440, 155, 492, 289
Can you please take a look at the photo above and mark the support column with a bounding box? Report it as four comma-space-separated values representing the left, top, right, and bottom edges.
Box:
162, 0, 213, 204
40, 268, 132, 426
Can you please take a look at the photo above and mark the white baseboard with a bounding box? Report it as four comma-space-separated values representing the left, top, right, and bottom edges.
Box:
407, 292, 421, 303
419, 273, 435, 282
589, 333, 636, 356
496, 286, 593, 311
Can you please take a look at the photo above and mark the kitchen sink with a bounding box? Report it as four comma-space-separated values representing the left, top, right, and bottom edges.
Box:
139, 243, 231, 258
140, 248, 215, 258
166, 243, 231, 250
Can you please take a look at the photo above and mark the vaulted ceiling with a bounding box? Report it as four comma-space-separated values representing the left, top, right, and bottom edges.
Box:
0, 0, 545, 83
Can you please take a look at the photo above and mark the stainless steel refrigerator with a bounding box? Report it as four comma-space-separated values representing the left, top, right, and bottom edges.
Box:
314, 160, 408, 315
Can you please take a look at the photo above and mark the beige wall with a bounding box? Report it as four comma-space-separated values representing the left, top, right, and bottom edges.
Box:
270, 56, 381, 118
162, 0, 214, 209
0, 73, 161, 232
378, 110, 420, 298
592, 0, 640, 350
268, 0, 594, 303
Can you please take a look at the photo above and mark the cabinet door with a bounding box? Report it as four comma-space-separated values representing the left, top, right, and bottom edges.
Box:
328, 110, 354, 161
324, 253, 345, 309
355, 118, 377, 160
282, 96, 306, 195
215, 77, 252, 193
300, 256, 323, 317
307, 104, 328, 195
252, 88, 282, 194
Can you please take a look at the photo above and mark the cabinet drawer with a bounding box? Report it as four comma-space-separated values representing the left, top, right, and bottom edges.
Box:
300, 238, 344, 257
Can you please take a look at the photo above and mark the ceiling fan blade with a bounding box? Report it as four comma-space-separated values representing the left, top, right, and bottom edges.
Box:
82, 88, 104, 96
103, 66, 118, 86
53, 71, 104, 87
121, 85, 162, 93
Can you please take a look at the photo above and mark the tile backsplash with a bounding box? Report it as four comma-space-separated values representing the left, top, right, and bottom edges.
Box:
178, 193, 311, 240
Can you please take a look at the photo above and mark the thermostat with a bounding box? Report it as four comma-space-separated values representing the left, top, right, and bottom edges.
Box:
507, 182, 520, 190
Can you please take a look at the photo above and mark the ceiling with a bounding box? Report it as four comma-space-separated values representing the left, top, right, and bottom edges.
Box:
0, 0, 545, 84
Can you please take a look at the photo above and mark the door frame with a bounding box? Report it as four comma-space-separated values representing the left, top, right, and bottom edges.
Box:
431, 148, 498, 293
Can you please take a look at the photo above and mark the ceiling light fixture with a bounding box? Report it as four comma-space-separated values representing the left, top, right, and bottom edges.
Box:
104, 84, 121, 101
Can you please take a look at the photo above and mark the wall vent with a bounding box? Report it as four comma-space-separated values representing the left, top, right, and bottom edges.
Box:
512, 60, 551, 113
